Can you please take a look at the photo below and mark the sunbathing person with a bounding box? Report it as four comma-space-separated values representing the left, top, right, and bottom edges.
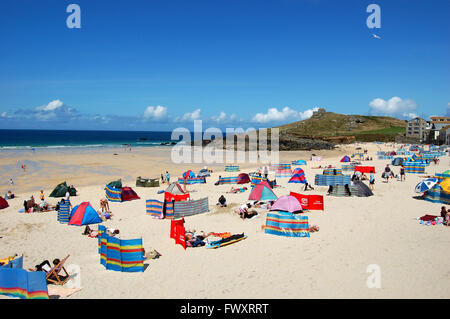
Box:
98, 210, 113, 221
185, 230, 213, 247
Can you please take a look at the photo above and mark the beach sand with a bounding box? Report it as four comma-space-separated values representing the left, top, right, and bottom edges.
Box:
0, 142, 449, 299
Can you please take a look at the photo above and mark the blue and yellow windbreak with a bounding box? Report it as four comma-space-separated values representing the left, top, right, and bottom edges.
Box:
98, 226, 144, 272
105, 184, 122, 202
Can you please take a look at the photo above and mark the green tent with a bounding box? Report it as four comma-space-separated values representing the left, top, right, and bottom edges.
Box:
49, 181, 77, 198
107, 179, 122, 189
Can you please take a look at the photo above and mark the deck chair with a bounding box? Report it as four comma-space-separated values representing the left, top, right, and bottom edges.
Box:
46, 255, 70, 285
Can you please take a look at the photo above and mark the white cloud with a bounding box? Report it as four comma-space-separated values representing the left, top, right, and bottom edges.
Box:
252, 106, 319, 124
143, 105, 168, 120
369, 97, 417, 117
402, 112, 418, 119
1, 112, 6, 118
36, 99, 64, 111
176, 108, 201, 122
210, 111, 237, 124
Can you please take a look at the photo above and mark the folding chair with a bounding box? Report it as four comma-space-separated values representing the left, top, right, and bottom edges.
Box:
46, 255, 70, 285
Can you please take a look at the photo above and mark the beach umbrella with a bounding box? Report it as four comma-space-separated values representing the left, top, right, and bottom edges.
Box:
270, 195, 302, 213
415, 178, 439, 193
440, 178, 450, 194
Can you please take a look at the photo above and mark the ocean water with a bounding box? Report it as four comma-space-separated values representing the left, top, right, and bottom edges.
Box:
0, 129, 177, 149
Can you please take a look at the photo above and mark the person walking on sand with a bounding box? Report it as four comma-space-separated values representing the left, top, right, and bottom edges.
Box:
39, 190, 45, 201
400, 165, 405, 181
9, 178, 13, 185
369, 170, 375, 191
384, 164, 391, 183
263, 166, 269, 179
166, 171, 170, 183
161, 173, 165, 184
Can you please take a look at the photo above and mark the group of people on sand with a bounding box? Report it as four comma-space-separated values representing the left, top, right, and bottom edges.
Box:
160, 171, 170, 184
440, 206, 450, 226
382, 164, 405, 182
23, 191, 54, 213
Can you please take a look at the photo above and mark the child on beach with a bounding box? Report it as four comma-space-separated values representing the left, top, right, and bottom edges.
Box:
165, 171, 170, 183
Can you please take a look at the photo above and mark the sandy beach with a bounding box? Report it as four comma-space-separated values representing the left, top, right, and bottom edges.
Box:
0, 142, 449, 299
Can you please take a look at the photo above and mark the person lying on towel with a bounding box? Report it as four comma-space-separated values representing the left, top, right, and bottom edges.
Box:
185, 230, 213, 247
97, 209, 113, 221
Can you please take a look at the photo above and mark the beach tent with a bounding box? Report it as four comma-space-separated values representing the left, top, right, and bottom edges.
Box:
136, 177, 159, 187
0, 197, 8, 210
340, 156, 351, 162
237, 173, 251, 184
182, 170, 195, 179
107, 179, 122, 189
197, 169, 210, 178
441, 179, 450, 194
391, 157, 404, 166
49, 182, 77, 198
289, 168, 307, 184
415, 178, 439, 193
166, 182, 186, 195
352, 181, 374, 197
270, 195, 302, 213
121, 187, 140, 202
68, 202, 102, 226
248, 180, 278, 202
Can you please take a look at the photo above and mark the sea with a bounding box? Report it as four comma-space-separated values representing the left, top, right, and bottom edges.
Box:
0, 129, 179, 150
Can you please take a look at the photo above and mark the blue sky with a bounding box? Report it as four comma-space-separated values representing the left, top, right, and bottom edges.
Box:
0, 0, 449, 130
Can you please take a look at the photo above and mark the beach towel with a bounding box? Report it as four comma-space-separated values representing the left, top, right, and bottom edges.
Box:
206, 234, 247, 249
264, 211, 310, 237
